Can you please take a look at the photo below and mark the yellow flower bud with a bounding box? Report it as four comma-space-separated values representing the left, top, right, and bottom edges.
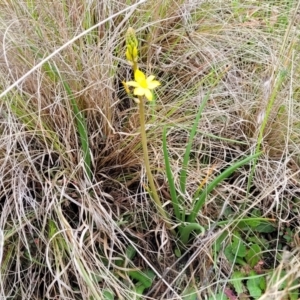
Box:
125, 27, 138, 63
132, 46, 138, 62
126, 48, 133, 62
126, 27, 138, 48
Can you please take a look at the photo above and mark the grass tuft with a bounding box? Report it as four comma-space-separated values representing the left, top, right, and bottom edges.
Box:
1, 1, 300, 299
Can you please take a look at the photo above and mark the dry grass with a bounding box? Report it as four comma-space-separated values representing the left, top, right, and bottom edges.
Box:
1, 0, 300, 299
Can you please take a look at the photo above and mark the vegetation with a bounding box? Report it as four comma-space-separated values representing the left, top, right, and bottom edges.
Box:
0, 0, 300, 299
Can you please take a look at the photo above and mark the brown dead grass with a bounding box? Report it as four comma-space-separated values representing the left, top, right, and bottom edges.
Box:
0, 0, 300, 299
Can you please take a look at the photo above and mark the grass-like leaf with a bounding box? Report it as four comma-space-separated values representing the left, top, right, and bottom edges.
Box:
62, 79, 92, 180
179, 66, 231, 194
188, 152, 261, 223
163, 126, 181, 220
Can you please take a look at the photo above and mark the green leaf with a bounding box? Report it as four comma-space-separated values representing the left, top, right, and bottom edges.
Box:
103, 290, 114, 300
182, 286, 198, 300
208, 293, 229, 300
163, 126, 181, 220
251, 209, 262, 217
289, 289, 300, 300
231, 271, 245, 294
268, 270, 287, 289
180, 69, 229, 195
128, 269, 155, 289
90, 272, 102, 283
247, 271, 262, 298
245, 244, 261, 268
255, 223, 276, 233
188, 152, 261, 223
232, 236, 246, 258
135, 283, 146, 297
62, 78, 92, 179
179, 223, 205, 245
175, 247, 181, 258
214, 231, 228, 253
247, 235, 268, 248
179, 89, 212, 194
289, 278, 300, 300
259, 276, 266, 291
236, 219, 261, 230
126, 245, 136, 260
224, 245, 235, 263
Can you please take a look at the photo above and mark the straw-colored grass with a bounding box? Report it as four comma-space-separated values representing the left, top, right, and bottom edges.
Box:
1, 0, 300, 299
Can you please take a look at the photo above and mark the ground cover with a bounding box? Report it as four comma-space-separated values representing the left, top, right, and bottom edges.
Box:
1, 1, 300, 299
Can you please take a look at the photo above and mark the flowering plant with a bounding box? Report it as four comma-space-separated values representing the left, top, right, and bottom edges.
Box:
126, 69, 160, 101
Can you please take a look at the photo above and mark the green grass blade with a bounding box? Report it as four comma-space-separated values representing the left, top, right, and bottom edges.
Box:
188, 152, 261, 223
179, 67, 229, 194
179, 223, 205, 245
34, 58, 92, 179
163, 126, 181, 220
62, 80, 92, 180
179, 90, 211, 194
247, 69, 288, 194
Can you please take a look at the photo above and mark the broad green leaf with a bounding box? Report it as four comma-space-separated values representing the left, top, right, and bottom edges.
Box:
255, 223, 276, 233
224, 245, 235, 263
135, 283, 146, 297
245, 244, 261, 267
232, 236, 246, 258
231, 271, 245, 294
259, 276, 266, 291
247, 235, 267, 248
247, 271, 262, 298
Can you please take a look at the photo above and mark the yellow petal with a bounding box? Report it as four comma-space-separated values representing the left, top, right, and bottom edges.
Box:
134, 69, 146, 83
146, 75, 155, 82
145, 89, 153, 101
147, 80, 161, 89
134, 87, 146, 96
126, 81, 139, 87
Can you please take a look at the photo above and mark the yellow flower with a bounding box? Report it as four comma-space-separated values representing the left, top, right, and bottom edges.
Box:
126, 69, 161, 101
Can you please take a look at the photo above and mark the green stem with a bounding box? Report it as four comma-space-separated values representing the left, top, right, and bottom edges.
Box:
133, 62, 138, 73
138, 97, 173, 231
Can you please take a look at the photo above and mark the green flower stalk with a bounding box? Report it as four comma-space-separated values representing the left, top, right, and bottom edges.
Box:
124, 29, 173, 231
125, 70, 171, 227
137, 96, 171, 225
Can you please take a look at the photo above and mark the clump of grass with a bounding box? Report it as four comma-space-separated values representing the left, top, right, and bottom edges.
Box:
1, 1, 300, 299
